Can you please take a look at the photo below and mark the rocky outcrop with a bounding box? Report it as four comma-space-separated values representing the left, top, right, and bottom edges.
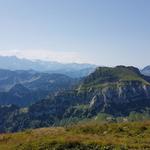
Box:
87, 80, 150, 115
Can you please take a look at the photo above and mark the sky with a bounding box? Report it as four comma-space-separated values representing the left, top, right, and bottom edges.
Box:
0, 0, 150, 67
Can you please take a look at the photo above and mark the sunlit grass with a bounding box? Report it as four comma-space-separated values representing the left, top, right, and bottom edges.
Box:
0, 121, 150, 149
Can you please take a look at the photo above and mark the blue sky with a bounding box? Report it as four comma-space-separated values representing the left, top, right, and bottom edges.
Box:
0, 0, 150, 67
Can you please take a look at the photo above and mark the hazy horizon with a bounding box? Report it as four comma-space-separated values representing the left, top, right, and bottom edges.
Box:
0, 0, 150, 67
0, 49, 148, 68
0, 54, 148, 70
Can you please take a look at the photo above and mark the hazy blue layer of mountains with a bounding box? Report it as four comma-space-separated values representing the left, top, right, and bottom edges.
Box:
141, 66, 150, 76
0, 69, 78, 106
0, 56, 96, 107
0, 56, 96, 78
1, 66, 150, 132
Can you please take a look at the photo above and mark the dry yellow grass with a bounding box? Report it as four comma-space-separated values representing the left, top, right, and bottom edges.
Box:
0, 121, 150, 149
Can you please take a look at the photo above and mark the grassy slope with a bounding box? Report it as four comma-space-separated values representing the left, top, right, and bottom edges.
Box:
79, 66, 150, 91
1, 121, 150, 150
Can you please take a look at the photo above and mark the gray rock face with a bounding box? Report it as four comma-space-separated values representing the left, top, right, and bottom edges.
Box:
87, 81, 150, 115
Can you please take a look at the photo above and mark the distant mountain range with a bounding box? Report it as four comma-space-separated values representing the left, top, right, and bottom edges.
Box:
1, 56, 150, 132
0, 69, 78, 106
0, 56, 96, 78
0, 56, 96, 106
1, 66, 150, 132
141, 66, 150, 76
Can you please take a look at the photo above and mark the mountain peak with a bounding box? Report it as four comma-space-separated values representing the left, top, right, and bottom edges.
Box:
80, 66, 145, 90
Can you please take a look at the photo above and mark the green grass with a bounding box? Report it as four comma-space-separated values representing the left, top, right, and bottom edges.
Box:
1, 121, 150, 149
73, 104, 89, 110
78, 66, 150, 91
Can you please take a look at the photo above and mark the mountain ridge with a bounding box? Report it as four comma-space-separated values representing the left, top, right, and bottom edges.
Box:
0, 69, 78, 106
1, 66, 150, 132
141, 65, 150, 76
0, 56, 96, 77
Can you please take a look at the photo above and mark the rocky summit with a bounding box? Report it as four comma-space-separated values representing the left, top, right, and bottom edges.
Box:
77, 66, 150, 115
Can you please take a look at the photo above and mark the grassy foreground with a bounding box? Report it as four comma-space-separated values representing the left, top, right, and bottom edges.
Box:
0, 121, 150, 150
